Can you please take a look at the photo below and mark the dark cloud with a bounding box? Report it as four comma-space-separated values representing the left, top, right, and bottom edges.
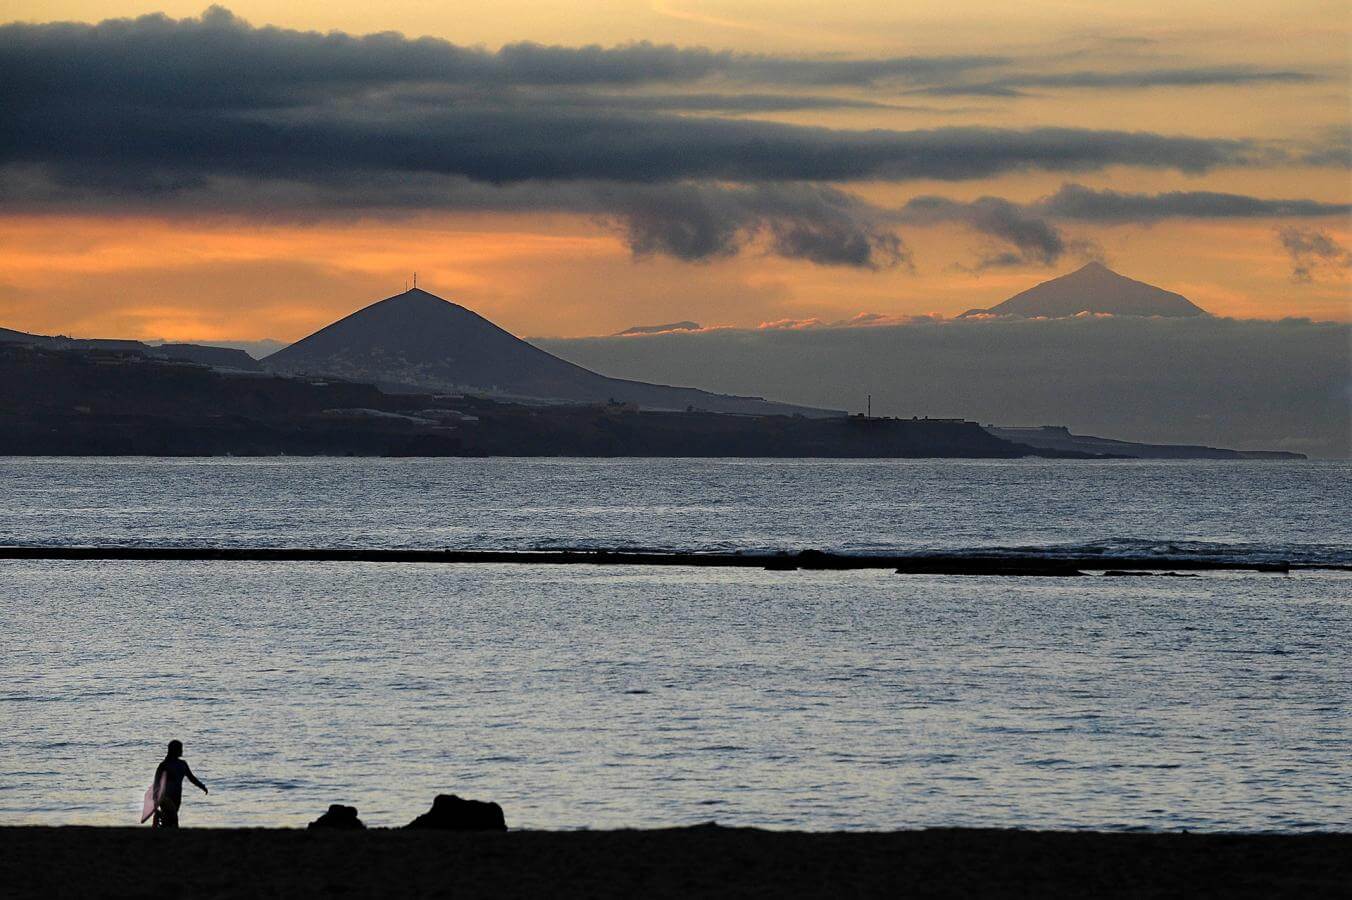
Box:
889, 185, 1349, 270
0, 8, 1288, 190
538, 317, 1352, 457
0, 5, 1000, 107
532, 92, 949, 114
3, 7, 1318, 105
896, 196, 1069, 267
604, 183, 907, 268
2, 97, 1258, 191
768, 220, 907, 270
0, 8, 1341, 270
1038, 184, 1352, 221
1278, 227, 1352, 283
1295, 128, 1352, 167
912, 67, 1316, 97
732, 54, 1008, 87
912, 84, 1027, 98
617, 189, 745, 261
0, 9, 724, 107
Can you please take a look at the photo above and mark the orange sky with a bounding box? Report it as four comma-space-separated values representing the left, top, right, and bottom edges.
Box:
0, 2, 1347, 340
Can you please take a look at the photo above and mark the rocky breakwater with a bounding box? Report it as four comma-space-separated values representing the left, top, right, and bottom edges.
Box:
308, 804, 365, 829
305, 795, 508, 830
407, 794, 508, 831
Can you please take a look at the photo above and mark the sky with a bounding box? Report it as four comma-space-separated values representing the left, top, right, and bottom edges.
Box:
1, 1, 1349, 340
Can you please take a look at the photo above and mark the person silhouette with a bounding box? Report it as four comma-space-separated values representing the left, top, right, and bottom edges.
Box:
152, 739, 208, 828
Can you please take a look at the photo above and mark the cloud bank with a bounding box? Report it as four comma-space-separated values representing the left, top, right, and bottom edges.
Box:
538, 317, 1351, 458
911, 66, 1316, 98
1, 6, 1318, 98
0, 7, 1346, 269
895, 186, 1351, 270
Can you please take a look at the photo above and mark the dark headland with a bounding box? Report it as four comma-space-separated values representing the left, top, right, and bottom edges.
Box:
0, 340, 1044, 457
986, 425, 1305, 460
3, 826, 1346, 899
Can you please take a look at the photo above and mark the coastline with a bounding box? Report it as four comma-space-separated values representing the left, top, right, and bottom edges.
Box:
3, 825, 1347, 899
0, 545, 1331, 573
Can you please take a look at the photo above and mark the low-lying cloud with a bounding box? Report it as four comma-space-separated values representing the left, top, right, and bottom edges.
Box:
538, 317, 1351, 457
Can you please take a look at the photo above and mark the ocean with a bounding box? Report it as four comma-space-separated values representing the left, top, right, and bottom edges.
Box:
1, 458, 1348, 831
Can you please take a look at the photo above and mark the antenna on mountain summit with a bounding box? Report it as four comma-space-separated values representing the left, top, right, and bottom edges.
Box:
413, 272, 418, 289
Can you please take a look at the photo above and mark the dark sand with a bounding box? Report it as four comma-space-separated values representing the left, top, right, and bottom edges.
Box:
2, 826, 1347, 899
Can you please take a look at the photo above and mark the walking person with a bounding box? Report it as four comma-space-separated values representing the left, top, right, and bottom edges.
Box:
148, 740, 208, 828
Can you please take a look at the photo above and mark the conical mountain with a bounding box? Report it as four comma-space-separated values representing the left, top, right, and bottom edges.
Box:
960, 262, 1209, 318
263, 288, 836, 416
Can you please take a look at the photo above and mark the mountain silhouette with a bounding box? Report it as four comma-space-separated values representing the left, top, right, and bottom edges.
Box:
0, 325, 259, 370
263, 289, 837, 416
959, 262, 1209, 318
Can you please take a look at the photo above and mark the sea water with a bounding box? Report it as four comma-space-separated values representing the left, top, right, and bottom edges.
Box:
1, 458, 1348, 830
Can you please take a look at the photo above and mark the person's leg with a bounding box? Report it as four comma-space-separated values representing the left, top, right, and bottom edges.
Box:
159, 797, 180, 828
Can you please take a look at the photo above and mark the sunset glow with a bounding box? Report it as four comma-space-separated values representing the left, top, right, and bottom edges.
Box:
1, 1, 1348, 340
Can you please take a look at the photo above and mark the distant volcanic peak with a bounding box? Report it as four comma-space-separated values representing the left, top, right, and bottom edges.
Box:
961, 262, 1210, 319
376, 287, 449, 307
259, 285, 837, 417
363, 288, 481, 321
1056, 261, 1160, 292
264, 286, 536, 374
275, 287, 520, 354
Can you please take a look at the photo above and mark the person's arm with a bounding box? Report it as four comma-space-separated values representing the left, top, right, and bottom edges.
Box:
184, 764, 208, 794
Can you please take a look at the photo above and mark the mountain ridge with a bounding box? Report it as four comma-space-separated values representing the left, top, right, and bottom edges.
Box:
0, 325, 261, 370
263, 289, 840, 417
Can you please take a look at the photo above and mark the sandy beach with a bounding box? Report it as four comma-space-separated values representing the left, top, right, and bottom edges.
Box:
3, 826, 1347, 899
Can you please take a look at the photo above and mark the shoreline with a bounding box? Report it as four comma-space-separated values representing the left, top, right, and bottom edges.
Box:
0, 545, 1334, 573
3, 825, 1347, 898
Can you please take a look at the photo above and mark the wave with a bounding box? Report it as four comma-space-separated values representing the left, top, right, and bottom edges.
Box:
931, 539, 1352, 567
519, 538, 1352, 567
523, 538, 1352, 567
